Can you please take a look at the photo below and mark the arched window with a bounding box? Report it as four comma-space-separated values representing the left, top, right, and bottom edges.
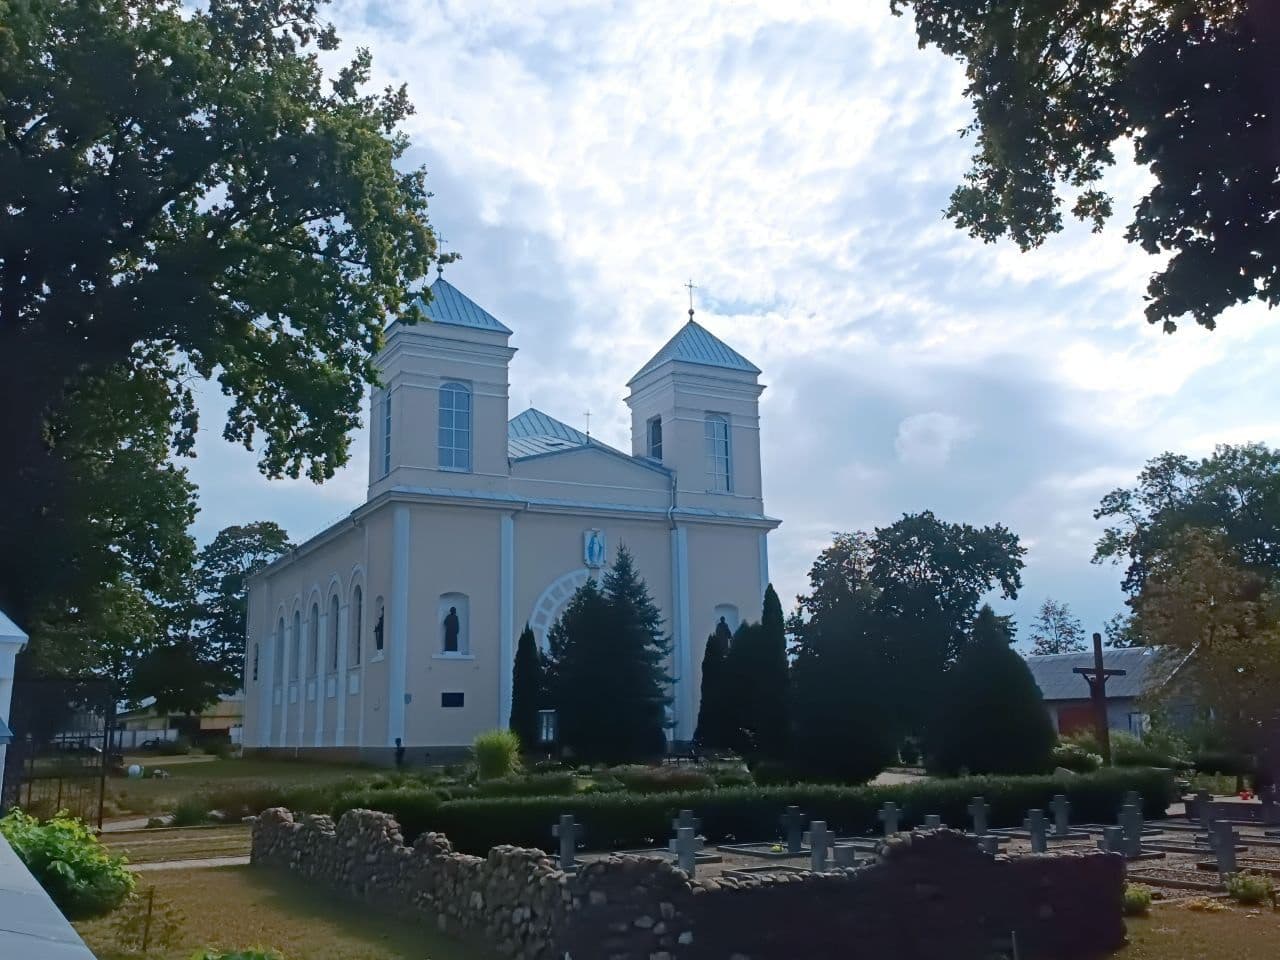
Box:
647, 416, 663, 460
373, 596, 386, 655
251, 642, 260, 683
382, 389, 392, 477
290, 610, 301, 680
308, 603, 320, 676
439, 593, 470, 655
274, 617, 285, 681
438, 382, 472, 471
705, 413, 732, 492
350, 586, 363, 666
329, 595, 340, 672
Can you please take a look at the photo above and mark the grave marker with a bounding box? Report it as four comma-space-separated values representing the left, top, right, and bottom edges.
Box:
669, 826, 704, 877
1050, 795, 1071, 837
808, 821, 832, 872
968, 797, 990, 836
832, 844, 860, 868
1194, 789, 1213, 831
552, 815, 579, 871
1120, 804, 1144, 858
878, 802, 901, 836
780, 805, 806, 854
671, 809, 700, 835
1212, 821, 1238, 874
978, 836, 1000, 856
923, 814, 943, 830
1098, 826, 1124, 855
1026, 810, 1048, 854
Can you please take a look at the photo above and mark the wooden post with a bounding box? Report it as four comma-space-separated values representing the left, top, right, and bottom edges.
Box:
1073, 632, 1126, 765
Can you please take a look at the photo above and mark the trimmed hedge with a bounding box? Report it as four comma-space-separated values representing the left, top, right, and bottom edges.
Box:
390, 767, 1173, 854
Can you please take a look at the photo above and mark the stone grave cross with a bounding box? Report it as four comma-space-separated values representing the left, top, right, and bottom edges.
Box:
552, 814, 580, 871
1050, 795, 1071, 837
832, 844, 860, 868
1212, 821, 1239, 874
669, 826, 704, 877
1026, 810, 1048, 853
1098, 826, 1124, 855
923, 814, 943, 830
978, 835, 1000, 856
1194, 789, 1213, 831
967, 797, 990, 837
671, 809, 700, 835
780, 805, 806, 854
878, 802, 901, 836
808, 821, 832, 872
1119, 804, 1144, 858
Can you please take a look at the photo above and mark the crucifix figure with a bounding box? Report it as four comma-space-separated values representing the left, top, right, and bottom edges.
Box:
1073, 631, 1127, 765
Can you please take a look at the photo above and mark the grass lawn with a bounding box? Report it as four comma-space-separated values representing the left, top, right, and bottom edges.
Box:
1118, 902, 1280, 959
76, 866, 495, 960
105, 756, 378, 818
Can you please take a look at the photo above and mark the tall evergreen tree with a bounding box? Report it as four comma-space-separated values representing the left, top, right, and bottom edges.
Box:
509, 624, 543, 750
927, 605, 1057, 776
693, 622, 731, 751
545, 546, 672, 762
756, 584, 790, 758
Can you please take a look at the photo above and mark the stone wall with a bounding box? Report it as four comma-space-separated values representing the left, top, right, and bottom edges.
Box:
251, 809, 1125, 960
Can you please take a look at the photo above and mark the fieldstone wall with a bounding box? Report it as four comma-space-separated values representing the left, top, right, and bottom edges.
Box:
252, 809, 1125, 960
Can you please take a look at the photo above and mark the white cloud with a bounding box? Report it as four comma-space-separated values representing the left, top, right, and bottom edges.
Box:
894, 412, 974, 468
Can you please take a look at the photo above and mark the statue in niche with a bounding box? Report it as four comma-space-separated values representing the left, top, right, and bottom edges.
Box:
373, 608, 384, 651
443, 606, 460, 653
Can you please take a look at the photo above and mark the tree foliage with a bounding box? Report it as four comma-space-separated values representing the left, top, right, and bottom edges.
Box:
509, 624, 543, 751
544, 547, 671, 763
693, 617, 733, 752
892, 0, 1279, 332
1028, 597, 1086, 655
0, 0, 443, 660
927, 605, 1057, 776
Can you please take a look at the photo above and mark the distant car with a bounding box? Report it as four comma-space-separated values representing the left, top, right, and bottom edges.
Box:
138, 738, 166, 751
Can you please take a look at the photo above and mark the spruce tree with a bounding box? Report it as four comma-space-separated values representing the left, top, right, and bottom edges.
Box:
545, 546, 672, 762
927, 604, 1057, 776
756, 584, 790, 759
694, 620, 732, 750
509, 624, 543, 750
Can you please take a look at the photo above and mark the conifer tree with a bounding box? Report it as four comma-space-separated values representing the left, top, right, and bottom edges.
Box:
509, 624, 543, 750
927, 605, 1057, 776
544, 546, 672, 762
694, 619, 733, 750
756, 584, 790, 758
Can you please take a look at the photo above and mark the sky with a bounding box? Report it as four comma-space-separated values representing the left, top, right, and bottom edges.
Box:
185, 0, 1280, 645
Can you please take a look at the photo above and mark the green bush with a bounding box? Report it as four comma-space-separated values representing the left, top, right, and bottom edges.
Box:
474, 773, 578, 798
1112, 731, 1183, 768
330, 786, 442, 839
156, 736, 193, 756
1192, 750, 1255, 777
1052, 742, 1103, 774
1225, 871, 1275, 906
171, 795, 213, 826
750, 760, 798, 786
707, 763, 754, 788
0, 809, 135, 919
607, 765, 716, 794
473, 729, 523, 780
415, 767, 1174, 854
1122, 883, 1152, 916
898, 739, 921, 766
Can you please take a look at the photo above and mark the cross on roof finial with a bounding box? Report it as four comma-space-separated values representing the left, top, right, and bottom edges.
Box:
436, 237, 448, 277
583, 408, 591, 437
685, 279, 697, 320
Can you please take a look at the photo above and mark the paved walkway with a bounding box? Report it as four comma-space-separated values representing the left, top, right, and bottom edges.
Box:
131, 855, 251, 872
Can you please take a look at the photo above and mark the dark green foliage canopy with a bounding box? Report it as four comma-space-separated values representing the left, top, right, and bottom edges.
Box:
693, 618, 732, 751
509, 624, 543, 750
719, 586, 790, 760
544, 547, 671, 763
893, 0, 1279, 332
927, 606, 1057, 777
0, 0, 441, 667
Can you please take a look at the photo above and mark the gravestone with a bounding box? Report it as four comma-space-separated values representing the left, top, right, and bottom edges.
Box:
780, 806, 806, 854
1098, 826, 1125, 855
808, 821, 832, 872
1194, 789, 1213, 831
832, 844, 860, 868
978, 835, 1000, 856
968, 797, 990, 837
878, 802, 901, 836
552, 815, 580, 871
1120, 804, 1144, 858
672, 809, 700, 834
1212, 821, 1239, 874
669, 826, 704, 877
1050, 795, 1071, 837
923, 814, 942, 830
1124, 791, 1142, 812
1026, 810, 1048, 854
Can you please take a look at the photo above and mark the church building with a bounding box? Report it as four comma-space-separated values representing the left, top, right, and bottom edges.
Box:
242, 277, 779, 761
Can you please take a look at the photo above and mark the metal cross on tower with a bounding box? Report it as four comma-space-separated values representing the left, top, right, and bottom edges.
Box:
685, 279, 697, 319
1073, 631, 1127, 765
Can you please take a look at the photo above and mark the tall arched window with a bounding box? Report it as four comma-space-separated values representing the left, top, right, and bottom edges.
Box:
290, 610, 301, 680
329, 595, 340, 672
438, 382, 472, 471
308, 603, 320, 676
274, 616, 285, 682
705, 413, 732, 492
350, 586, 363, 667
251, 642, 260, 683
373, 596, 386, 656
382, 390, 392, 477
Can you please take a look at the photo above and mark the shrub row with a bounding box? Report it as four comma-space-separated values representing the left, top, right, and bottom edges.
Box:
357, 767, 1174, 854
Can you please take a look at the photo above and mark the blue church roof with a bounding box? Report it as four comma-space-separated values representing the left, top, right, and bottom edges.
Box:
628, 319, 760, 385
411, 277, 512, 334
507, 408, 591, 459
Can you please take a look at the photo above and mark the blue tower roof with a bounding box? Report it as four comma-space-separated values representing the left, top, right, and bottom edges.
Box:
411, 277, 512, 334
628, 319, 760, 385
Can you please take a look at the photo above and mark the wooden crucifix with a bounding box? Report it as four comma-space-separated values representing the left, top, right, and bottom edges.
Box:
1073, 631, 1127, 765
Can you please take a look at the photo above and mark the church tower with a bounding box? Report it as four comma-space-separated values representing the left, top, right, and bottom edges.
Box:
368, 276, 516, 498
624, 310, 765, 516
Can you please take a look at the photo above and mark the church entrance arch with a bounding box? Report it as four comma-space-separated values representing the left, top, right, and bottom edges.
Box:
527, 568, 591, 651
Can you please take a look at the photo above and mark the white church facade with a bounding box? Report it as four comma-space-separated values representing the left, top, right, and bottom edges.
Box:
242, 277, 779, 761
